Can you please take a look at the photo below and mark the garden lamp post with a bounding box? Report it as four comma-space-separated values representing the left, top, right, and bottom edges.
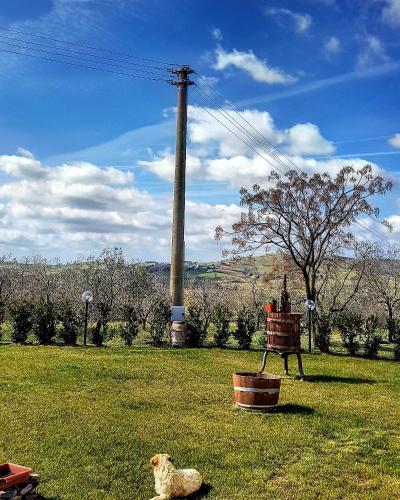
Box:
304, 299, 316, 353
81, 291, 93, 346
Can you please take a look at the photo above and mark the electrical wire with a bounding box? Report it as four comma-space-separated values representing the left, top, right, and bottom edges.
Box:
193, 83, 294, 176
0, 33, 171, 72
0, 26, 180, 67
0, 46, 172, 82
195, 74, 303, 174
0, 38, 170, 77
192, 89, 289, 177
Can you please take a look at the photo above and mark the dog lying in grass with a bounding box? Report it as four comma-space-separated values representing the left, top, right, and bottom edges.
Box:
149, 453, 202, 500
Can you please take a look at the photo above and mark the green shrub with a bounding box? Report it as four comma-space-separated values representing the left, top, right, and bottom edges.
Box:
388, 318, 400, 361
212, 304, 230, 348
91, 320, 103, 347
234, 308, 256, 350
98, 303, 112, 345
59, 301, 80, 344
10, 301, 33, 343
32, 299, 57, 344
363, 315, 382, 359
186, 305, 206, 347
107, 322, 121, 341
252, 330, 266, 350
150, 300, 170, 347
336, 311, 362, 356
387, 318, 399, 346
121, 305, 140, 347
316, 312, 332, 353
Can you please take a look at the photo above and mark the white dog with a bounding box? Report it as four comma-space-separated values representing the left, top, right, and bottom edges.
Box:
149, 453, 202, 500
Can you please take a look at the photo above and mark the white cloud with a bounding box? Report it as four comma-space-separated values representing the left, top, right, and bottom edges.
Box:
140, 106, 335, 185
384, 215, 400, 235
284, 123, 335, 155
388, 133, 400, 148
0, 154, 48, 179
0, 141, 393, 260
138, 102, 385, 191
382, 0, 400, 27
54, 162, 133, 185
186, 105, 333, 158
211, 28, 223, 41
265, 8, 312, 34
138, 150, 202, 182
213, 47, 296, 85
356, 36, 390, 71
204, 154, 381, 188
0, 151, 238, 260
323, 37, 341, 59
16, 147, 35, 159
187, 105, 283, 158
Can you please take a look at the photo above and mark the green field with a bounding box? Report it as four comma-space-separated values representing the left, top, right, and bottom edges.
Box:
0, 345, 399, 499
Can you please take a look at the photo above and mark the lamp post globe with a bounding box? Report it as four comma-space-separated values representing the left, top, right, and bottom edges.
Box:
81, 291, 93, 303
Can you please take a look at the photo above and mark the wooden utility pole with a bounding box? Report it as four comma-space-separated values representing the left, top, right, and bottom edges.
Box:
169, 66, 193, 342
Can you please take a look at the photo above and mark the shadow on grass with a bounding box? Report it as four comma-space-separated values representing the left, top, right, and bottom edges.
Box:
326, 350, 395, 363
37, 495, 59, 500
305, 375, 375, 384
270, 403, 315, 415
186, 483, 212, 498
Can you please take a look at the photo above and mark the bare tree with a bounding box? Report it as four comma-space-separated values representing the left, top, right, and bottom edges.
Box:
186, 279, 229, 336
123, 265, 168, 330
316, 250, 367, 315
364, 243, 400, 341
23, 255, 59, 304
0, 255, 25, 323
83, 248, 125, 343
216, 165, 392, 305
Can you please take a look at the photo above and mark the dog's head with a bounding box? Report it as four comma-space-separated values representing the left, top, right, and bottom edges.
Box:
150, 454, 173, 470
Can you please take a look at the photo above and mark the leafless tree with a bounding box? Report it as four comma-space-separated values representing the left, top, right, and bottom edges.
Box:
216, 165, 392, 306
364, 243, 400, 340
123, 264, 168, 329
0, 255, 25, 323
82, 248, 125, 339
316, 249, 368, 315
186, 279, 230, 334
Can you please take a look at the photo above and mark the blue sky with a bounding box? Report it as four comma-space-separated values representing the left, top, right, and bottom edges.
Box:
0, 0, 399, 261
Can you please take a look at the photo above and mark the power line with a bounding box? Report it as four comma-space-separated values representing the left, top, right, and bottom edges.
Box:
0, 33, 170, 72
193, 83, 296, 176
355, 219, 394, 242
0, 38, 169, 77
192, 88, 289, 177
0, 46, 172, 82
0, 26, 180, 67
195, 74, 303, 174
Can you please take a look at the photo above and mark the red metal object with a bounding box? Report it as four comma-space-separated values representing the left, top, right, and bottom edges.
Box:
264, 302, 277, 313
0, 463, 32, 489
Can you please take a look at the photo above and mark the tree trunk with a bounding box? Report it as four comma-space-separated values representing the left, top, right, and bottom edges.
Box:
387, 302, 394, 342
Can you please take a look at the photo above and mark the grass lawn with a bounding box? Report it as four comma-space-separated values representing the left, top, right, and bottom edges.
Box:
0, 345, 399, 499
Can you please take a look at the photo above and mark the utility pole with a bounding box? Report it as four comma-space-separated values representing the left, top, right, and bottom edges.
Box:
169, 66, 194, 346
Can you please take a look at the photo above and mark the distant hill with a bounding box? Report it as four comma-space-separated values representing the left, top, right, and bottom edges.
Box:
180, 254, 277, 282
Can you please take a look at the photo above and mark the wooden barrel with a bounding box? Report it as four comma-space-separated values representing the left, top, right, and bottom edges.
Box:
170, 321, 186, 347
266, 312, 302, 353
233, 372, 281, 411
